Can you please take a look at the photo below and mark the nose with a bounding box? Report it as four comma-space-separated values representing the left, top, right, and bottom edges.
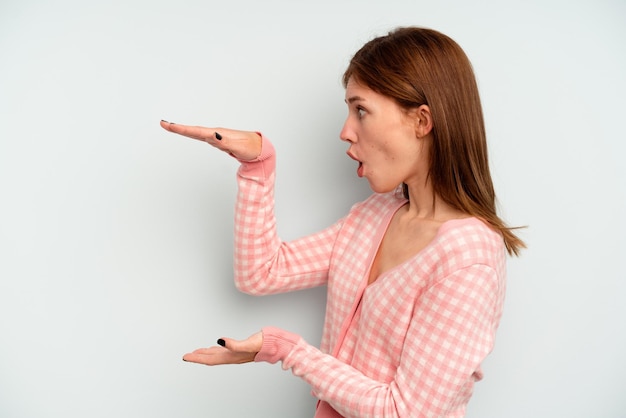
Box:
339, 117, 354, 143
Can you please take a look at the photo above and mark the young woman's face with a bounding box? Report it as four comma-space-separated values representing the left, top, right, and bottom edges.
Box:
340, 78, 426, 193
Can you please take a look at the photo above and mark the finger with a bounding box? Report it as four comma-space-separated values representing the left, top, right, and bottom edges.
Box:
182, 346, 254, 365
218, 332, 263, 353
160, 120, 218, 143
189, 346, 223, 355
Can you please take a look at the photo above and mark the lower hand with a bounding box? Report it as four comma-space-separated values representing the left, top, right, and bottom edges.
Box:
182, 331, 263, 366
160, 120, 262, 161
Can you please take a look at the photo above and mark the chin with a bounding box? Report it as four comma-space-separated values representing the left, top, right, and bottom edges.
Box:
367, 181, 397, 194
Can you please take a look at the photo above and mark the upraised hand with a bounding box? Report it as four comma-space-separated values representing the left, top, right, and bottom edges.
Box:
160, 120, 262, 161
182, 331, 263, 366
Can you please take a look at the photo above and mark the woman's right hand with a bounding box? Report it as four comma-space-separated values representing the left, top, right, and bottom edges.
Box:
182, 331, 263, 366
160, 120, 262, 161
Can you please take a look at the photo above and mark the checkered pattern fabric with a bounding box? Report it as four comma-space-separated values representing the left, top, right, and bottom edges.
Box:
237, 137, 507, 418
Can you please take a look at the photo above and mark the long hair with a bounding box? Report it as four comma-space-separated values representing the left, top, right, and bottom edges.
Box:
343, 27, 525, 256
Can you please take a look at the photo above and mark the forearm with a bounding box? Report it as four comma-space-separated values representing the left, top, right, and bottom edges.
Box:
233, 136, 336, 295
254, 264, 502, 418
256, 327, 402, 418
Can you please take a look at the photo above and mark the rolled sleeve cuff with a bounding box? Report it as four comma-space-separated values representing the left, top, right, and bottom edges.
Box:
254, 326, 301, 364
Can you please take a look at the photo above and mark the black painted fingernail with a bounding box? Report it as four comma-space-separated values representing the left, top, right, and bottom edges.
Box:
215, 132, 222, 140
217, 338, 225, 347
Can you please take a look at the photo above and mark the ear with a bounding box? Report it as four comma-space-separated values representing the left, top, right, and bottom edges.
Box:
411, 104, 433, 138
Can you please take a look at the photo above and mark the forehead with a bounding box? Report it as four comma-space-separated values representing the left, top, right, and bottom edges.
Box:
344, 77, 402, 113
344, 77, 376, 103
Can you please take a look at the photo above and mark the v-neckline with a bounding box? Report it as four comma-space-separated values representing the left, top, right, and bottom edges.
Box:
329, 201, 478, 359
365, 203, 476, 287
364, 200, 407, 286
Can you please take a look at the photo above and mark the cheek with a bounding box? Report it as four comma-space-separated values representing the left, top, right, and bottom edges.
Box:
377, 141, 405, 163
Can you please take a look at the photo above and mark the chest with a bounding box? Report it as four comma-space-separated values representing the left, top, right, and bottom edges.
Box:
368, 216, 441, 285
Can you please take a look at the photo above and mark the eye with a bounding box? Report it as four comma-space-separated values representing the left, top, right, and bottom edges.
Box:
356, 106, 366, 119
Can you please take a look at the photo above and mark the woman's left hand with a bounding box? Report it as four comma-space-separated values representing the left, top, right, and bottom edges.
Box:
182, 331, 263, 365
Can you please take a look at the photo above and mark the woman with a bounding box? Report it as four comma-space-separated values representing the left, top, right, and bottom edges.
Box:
161, 27, 524, 418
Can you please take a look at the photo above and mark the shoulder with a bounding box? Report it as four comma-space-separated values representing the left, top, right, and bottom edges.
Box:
429, 217, 506, 278
439, 217, 503, 252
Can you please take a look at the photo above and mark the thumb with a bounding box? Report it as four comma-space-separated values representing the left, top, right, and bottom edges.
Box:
217, 332, 263, 353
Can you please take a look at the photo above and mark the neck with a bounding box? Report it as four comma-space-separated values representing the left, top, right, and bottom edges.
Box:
403, 180, 461, 222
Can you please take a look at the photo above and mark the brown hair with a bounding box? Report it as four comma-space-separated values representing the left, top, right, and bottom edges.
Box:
343, 27, 525, 256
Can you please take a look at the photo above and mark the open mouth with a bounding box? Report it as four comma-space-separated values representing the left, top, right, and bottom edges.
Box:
346, 151, 364, 177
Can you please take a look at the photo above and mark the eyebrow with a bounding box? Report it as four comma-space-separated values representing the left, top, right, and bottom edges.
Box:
345, 95, 366, 104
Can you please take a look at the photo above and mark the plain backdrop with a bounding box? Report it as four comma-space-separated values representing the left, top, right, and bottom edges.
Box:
1, 0, 625, 417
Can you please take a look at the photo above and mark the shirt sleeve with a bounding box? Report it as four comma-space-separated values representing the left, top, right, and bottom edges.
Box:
255, 263, 501, 418
233, 135, 343, 295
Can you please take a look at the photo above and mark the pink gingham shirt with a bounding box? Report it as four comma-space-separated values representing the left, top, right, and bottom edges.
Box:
235, 136, 507, 418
